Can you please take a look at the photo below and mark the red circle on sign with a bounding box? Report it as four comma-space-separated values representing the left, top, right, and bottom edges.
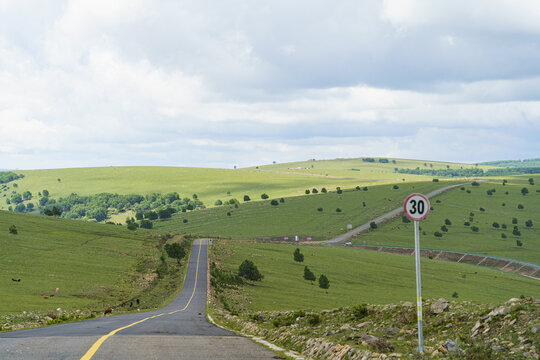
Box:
404, 193, 430, 221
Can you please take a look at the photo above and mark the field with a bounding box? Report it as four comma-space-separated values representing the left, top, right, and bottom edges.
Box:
210, 240, 540, 312
0, 210, 185, 315
154, 180, 461, 240
356, 176, 540, 264
252, 157, 496, 180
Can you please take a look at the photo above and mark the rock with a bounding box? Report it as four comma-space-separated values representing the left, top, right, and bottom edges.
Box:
361, 334, 380, 345
402, 301, 413, 307
506, 298, 520, 304
532, 327, 539, 334
486, 306, 510, 319
331, 344, 352, 359
492, 345, 508, 352
340, 324, 352, 331
44, 316, 53, 321
386, 327, 400, 336
444, 340, 462, 352
437, 345, 448, 354
357, 321, 372, 328
431, 298, 449, 314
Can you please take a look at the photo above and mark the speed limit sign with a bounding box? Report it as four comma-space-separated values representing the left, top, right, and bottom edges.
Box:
404, 193, 430, 221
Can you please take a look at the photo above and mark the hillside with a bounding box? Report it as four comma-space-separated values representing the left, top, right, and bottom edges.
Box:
480, 158, 540, 168
0, 211, 187, 319
356, 176, 540, 264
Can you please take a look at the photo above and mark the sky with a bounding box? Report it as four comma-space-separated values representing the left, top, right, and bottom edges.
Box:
1, 0, 539, 170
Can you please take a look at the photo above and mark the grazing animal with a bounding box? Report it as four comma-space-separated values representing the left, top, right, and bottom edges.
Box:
55, 288, 59, 293
104, 308, 113, 315
121, 301, 126, 307
43, 296, 49, 299
11, 278, 21, 282
130, 302, 133, 308
136, 299, 140, 305
49, 294, 55, 298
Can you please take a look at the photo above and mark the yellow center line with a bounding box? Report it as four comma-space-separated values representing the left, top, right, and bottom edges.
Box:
80, 240, 203, 360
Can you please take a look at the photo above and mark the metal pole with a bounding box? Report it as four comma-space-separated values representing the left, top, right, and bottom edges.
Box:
414, 220, 425, 353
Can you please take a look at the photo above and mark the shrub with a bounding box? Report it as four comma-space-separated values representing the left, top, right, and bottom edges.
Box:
441, 225, 448, 232
317, 207, 323, 212
486, 190, 493, 196
521, 187, 529, 196
464, 221, 470, 226
363, 187, 368, 191
305, 189, 310, 194
525, 219, 533, 228
352, 304, 369, 319
355, 186, 361, 190
238, 260, 263, 281
479, 207, 485, 212
321, 188, 327, 193
127, 222, 138, 230
369, 222, 377, 229
392, 185, 399, 189
214, 199, 223, 206
183, 219, 188, 223
466, 190, 471, 193
261, 193, 269, 199
164, 242, 186, 263
312, 188, 318, 194
336, 208, 342, 212
452, 291, 459, 298
337, 188, 343, 194
501, 233, 507, 239
513, 227, 521, 236
516, 240, 523, 247
432, 178, 439, 182
492, 222, 500, 228
9, 225, 17, 234
226, 212, 231, 216
243, 195, 250, 202
145, 211, 158, 220
471, 226, 479, 232
270, 199, 279, 206
518, 204, 524, 209
140, 219, 153, 229
135, 212, 143, 220
308, 314, 321, 325
471, 181, 480, 186
402, 215, 411, 223
512, 218, 518, 224
444, 219, 452, 225
303, 266, 316, 283
293, 248, 304, 263
318, 274, 330, 289
279, 197, 285, 203
434, 231, 443, 238
501, 224, 507, 229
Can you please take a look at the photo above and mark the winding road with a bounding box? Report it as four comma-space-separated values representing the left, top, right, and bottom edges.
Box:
0, 239, 278, 359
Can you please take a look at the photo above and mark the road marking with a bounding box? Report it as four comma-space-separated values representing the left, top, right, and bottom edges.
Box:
80, 240, 203, 360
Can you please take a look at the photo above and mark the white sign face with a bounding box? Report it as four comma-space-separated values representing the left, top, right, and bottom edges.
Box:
404, 193, 430, 221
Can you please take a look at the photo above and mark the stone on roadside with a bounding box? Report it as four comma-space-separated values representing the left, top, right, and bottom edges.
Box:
431, 298, 449, 314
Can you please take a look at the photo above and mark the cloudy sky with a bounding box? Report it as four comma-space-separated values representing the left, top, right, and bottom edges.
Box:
1, 0, 539, 170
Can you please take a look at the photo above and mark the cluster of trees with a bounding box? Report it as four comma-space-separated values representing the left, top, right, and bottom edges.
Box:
39, 192, 204, 222
0, 172, 24, 184
361, 158, 394, 164
395, 167, 540, 177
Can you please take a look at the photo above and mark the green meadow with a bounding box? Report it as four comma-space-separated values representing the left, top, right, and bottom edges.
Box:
155, 180, 460, 240
357, 176, 540, 264
253, 157, 496, 181
0, 211, 183, 315
210, 240, 540, 312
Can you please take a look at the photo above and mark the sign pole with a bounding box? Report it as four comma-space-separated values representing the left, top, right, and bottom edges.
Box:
414, 220, 425, 353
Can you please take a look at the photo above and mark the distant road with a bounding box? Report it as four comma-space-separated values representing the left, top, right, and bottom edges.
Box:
0, 239, 278, 360
325, 181, 479, 244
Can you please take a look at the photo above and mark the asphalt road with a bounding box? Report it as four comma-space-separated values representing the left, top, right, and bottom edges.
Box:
325, 181, 479, 243
0, 239, 278, 359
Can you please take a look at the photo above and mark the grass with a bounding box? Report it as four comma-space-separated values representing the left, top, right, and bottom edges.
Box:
155, 180, 460, 240
209, 240, 540, 312
252, 157, 496, 181
356, 176, 540, 264
0, 210, 186, 316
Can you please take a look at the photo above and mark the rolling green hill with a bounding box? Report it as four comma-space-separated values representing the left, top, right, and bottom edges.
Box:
210, 240, 540, 312
0, 211, 184, 316
356, 176, 540, 264
154, 180, 460, 240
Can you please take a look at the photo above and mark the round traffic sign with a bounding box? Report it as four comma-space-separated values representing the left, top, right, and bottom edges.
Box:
404, 193, 430, 221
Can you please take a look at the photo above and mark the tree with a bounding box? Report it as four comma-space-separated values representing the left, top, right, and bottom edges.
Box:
305, 189, 310, 194
293, 248, 304, 263
471, 226, 479, 232
444, 219, 452, 225
145, 211, 158, 220
516, 240, 523, 247
337, 188, 343, 194
9, 225, 17, 235
528, 178, 535, 185
14, 203, 26, 213
238, 260, 263, 281
518, 204, 524, 209
215, 199, 223, 206
441, 225, 448, 232
369, 222, 377, 230
521, 187, 529, 196
22, 191, 32, 200
270, 199, 279, 206
243, 195, 251, 202
26, 203, 34, 211
321, 188, 327, 193
303, 266, 316, 283
434, 231, 443, 238
140, 219, 153, 229
513, 227, 521, 236
164, 243, 186, 264
42, 189, 49, 197
492, 222, 500, 228
11, 193, 22, 204
318, 274, 330, 289
158, 208, 172, 219
312, 188, 318, 194
279, 197, 285, 203
512, 217, 518, 224
135, 212, 144, 220
525, 219, 533, 228
261, 193, 269, 199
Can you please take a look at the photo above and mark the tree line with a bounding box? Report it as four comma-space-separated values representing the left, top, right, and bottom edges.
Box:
395, 167, 540, 177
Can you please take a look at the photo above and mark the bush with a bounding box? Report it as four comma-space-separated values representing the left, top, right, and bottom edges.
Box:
183, 219, 188, 223
336, 188, 343, 194
317, 207, 323, 212
441, 225, 448, 232
479, 207, 485, 212
279, 197, 285, 203
501, 224, 507, 229
392, 185, 399, 189
270, 199, 279, 206
140, 219, 153, 229
434, 231, 443, 238
293, 248, 304, 263
444, 219, 452, 225
303, 266, 316, 283
472, 181, 480, 186
513, 227, 521, 236
308, 314, 321, 325
432, 178, 439, 182
402, 215, 411, 223
501, 233, 507, 239
516, 240, 523, 247
321, 188, 327, 193
127, 222, 138, 230
463, 221, 470, 226
452, 291, 459, 298
525, 219, 533, 228
336, 208, 342, 212
164, 242, 186, 263
492, 222, 500, 228
145, 211, 158, 220
214, 200, 223, 206
261, 193, 269, 199
518, 204, 524, 209
369, 222, 377, 229
318, 274, 330, 289
471, 226, 479, 232
352, 304, 369, 319
512, 217, 518, 224
9, 225, 17, 234
238, 260, 263, 281
363, 187, 368, 191
305, 189, 310, 194
521, 187, 529, 196
243, 195, 250, 202
135, 212, 143, 220
312, 188, 318, 194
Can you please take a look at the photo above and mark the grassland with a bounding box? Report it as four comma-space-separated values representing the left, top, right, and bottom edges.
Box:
0, 210, 186, 316
209, 240, 540, 312
356, 176, 540, 264
155, 180, 460, 240
252, 157, 496, 181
